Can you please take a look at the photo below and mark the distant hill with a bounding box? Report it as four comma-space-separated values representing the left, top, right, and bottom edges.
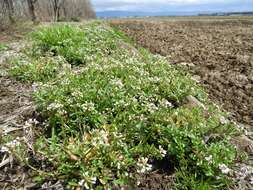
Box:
96, 11, 198, 18
96, 11, 253, 18
198, 11, 253, 16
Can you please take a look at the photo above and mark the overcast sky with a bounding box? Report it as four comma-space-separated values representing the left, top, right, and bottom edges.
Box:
92, 0, 253, 12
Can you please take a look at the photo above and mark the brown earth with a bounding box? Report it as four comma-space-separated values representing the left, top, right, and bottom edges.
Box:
0, 22, 36, 43
0, 43, 35, 189
111, 17, 253, 130
0, 43, 33, 125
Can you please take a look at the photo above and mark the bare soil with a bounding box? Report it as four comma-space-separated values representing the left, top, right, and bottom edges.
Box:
0, 43, 33, 125
0, 42, 35, 189
0, 22, 36, 43
111, 17, 253, 130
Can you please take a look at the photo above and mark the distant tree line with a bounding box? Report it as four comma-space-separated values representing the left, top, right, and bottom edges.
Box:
198, 11, 253, 16
0, 0, 96, 27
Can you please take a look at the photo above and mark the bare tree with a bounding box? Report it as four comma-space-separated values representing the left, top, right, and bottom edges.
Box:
0, 0, 96, 26
3, 0, 15, 23
60, 0, 96, 21
50, 0, 64, 21
27, 0, 37, 22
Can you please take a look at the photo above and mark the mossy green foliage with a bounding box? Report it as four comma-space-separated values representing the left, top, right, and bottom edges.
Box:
10, 23, 239, 189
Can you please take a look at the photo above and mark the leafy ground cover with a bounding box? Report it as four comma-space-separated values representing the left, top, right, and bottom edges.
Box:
0, 43, 8, 52
0, 22, 246, 190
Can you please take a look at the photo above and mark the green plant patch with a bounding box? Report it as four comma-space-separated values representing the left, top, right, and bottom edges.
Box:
0, 43, 8, 52
10, 55, 70, 83
32, 54, 237, 189
9, 23, 241, 190
29, 24, 121, 65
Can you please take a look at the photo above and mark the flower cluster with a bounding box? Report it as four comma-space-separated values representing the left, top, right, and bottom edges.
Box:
10, 23, 239, 189
137, 157, 153, 174
82, 102, 95, 112
47, 102, 64, 111
78, 172, 97, 189
159, 145, 167, 158
110, 79, 124, 89
218, 164, 231, 175
205, 155, 213, 164
90, 129, 109, 146
0, 137, 22, 153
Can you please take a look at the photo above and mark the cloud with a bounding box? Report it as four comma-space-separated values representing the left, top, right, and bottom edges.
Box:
92, 0, 253, 12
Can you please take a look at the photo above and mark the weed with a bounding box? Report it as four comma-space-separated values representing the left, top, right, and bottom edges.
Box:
32, 54, 237, 189
30, 24, 120, 65
9, 23, 240, 189
10, 55, 70, 83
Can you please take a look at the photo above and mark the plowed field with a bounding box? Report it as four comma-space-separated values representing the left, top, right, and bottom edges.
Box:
111, 17, 253, 129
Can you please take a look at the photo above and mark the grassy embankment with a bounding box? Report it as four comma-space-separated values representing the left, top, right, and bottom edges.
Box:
3, 22, 243, 189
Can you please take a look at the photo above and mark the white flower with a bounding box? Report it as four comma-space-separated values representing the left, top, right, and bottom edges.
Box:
220, 116, 228, 125
159, 145, 167, 158
71, 90, 82, 98
24, 120, 33, 128
32, 82, 41, 91
149, 76, 160, 83
0, 146, 9, 153
25, 118, 39, 127
91, 176, 97, 184
58, 109, 67, 116
137, 157, 152, 173
0, 139, 21, 153
78, 179, 85, 186
91, 129, 109, 146
84, 182, 89, 189
79, 174, 97, 189
236, 124, 249, 136
110, 79, 124, 88
215, 176, 221, 180
82, 102, 95, 112
117, 162, 121, 169
219, 164, 231, 174
161, 99, 173, 108
205, 155, 213, 164
62, 63, 71, 70
147, 103, 158, 113
47, 102, 64, 111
